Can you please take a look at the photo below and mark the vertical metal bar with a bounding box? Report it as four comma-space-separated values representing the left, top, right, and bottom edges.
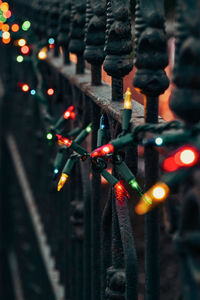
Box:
133, 0, 169, 298
91, 65, 102, 86
169, 1, 200, 299
76, 56, 85, 75
69, 0, 86, 74
101, 191, 112, 300
58, 0, 71, 65
84, 0, 106, 85
144, 96, 159, 300
91, 102, 101, 300
111, 77, 123, 102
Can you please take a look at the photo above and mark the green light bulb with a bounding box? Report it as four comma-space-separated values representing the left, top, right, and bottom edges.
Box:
86, 125, 92, 133
129, 179, 143, 196
46, 133, 53, 140
22, 20, 31, 31
16, 55, 24, 63
129, 179, 139, 189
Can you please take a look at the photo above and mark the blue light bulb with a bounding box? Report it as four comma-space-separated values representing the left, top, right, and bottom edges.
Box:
30, 89, 36, 95
48, 38, 55, 45
155, 137, 163, 146
54, 168, 59, 174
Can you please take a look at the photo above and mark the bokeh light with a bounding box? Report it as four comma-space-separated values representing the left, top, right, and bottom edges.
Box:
21, 45, 30, 55
3, 9, 11, 18
38, 47, 47, 60
0, 15, 7, 23
47, 88, 54, 96
18, 38, 26, 46
22, 20, 31, 31
48, 38, 55, 45
2, 30, 10, 39
16, 55, 24, 63
0, 2, 9, 12
2, 37, 10, 44
22, 84, 30, 92
30, 89, 36, 95
11, 24, 19, 32
2, 23, 8, 31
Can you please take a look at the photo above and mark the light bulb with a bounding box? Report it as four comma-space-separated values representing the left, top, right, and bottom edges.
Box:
18, 39, 26, 47
135, 182, 170, 215
57, 173, 68, 191
47, 88, 54, 96
38, 47, 47, 60
21, 84, 30, 92
16, 55, 24, 63
46, 133, 53, 140
124, 88, 132, 109
91, 144, 114, 158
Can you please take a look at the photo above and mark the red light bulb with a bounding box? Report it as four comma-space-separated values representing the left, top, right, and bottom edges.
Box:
70, 112, 76, 120
162, 145, 200, 172
21, 45, 30, 55
68, 105, 75, 112
21, 84, 30, 92
162, 157, 179, 172
64, 111, 70, 119
63, 105, 75, 120
114, 180, 130, 206
47, 88, 54, 96
56, 134, 72, 147
91, 144, 114, 158
3, 10, 11, 18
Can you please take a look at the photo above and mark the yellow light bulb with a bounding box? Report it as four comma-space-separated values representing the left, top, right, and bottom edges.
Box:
18, 39, 26, 46
124, 87, 132, 109
2, 31, 10, 39
135, 182, 170, 215
38, 47, 47, 60
57, 173, 68, 191
1, 2, 9, 12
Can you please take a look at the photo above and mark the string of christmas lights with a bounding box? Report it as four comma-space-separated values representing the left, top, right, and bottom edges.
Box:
5, 3, 200, 217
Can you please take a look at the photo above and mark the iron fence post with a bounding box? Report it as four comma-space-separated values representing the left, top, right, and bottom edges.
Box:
69, 0, 86, 74
169, 0, 200, 298
133, 0, 169, 299
84, 0, 106, 85
103, 0, 133, 101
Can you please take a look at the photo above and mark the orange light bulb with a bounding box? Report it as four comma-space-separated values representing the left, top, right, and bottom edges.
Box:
57, 173, 68, 191
135, 182, 170, 215
11, 24, 19, 32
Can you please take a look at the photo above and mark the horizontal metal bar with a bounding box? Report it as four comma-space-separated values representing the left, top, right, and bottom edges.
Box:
7, 134, 65, 300
46, 53, 155, 126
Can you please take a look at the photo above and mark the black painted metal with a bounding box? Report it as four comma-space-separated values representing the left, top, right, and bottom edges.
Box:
103, 0, 133, 101
133, 1, 169, 299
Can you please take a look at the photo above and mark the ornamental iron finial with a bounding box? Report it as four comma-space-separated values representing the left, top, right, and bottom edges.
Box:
169, 0, 200, 123
133, 0, 169, 97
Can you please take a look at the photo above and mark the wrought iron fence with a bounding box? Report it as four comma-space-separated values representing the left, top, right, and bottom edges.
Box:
0, 0, 200, 300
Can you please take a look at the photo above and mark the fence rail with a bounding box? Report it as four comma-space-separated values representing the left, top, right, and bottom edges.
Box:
0, 1, 200, 300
